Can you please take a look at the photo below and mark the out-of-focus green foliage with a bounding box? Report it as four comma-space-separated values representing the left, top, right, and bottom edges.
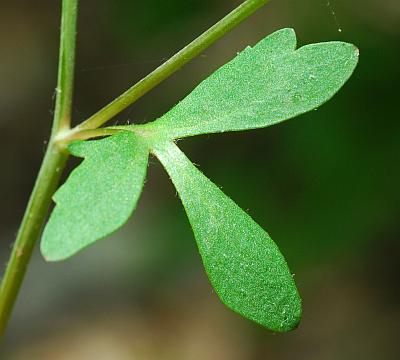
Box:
110, 0, 211, 49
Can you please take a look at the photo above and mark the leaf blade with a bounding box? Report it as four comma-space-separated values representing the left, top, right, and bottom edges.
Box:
41, 132, 149, 261
153, 141, 301, 332
145, 28, 358, 139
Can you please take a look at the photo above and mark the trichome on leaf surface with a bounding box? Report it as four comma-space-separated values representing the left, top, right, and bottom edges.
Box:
41, 29, 358, 332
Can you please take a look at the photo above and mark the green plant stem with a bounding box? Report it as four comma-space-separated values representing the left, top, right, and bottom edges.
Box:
0, 0, 78, 336
73, 0, 271, 133
57, 127, 121, 143
0, 147, 68, 336
53, 0, 78, 133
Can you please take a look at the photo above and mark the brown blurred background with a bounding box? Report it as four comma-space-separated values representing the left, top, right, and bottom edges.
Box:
1, 0, 399, 359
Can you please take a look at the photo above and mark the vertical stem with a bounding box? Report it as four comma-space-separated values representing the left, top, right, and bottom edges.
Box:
0, 0, 78, 336
0, 147, 68, 336
52, 0, 78, 133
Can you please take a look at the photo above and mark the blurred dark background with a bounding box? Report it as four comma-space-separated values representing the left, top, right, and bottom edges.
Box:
1, 0, 399, 358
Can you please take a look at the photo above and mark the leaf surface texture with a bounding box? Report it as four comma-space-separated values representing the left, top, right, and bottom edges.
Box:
146, 28, 359, 139
153, 141, 301, 331
41, 132, 149, 260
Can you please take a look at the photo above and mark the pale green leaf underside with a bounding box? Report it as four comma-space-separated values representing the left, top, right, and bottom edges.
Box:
153, 141, 301, 331
144, 28, 359, 139
41, 132, 149, 261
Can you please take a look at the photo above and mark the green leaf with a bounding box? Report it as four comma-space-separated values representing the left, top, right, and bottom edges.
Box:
41, 132, 149, 261
144, 28, 359, 139
153, 140, 301, 332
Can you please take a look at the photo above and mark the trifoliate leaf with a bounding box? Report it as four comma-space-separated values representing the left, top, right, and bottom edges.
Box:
143, 28, 359, 139
41, 132, 149, 261
153, 140, 301, 332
